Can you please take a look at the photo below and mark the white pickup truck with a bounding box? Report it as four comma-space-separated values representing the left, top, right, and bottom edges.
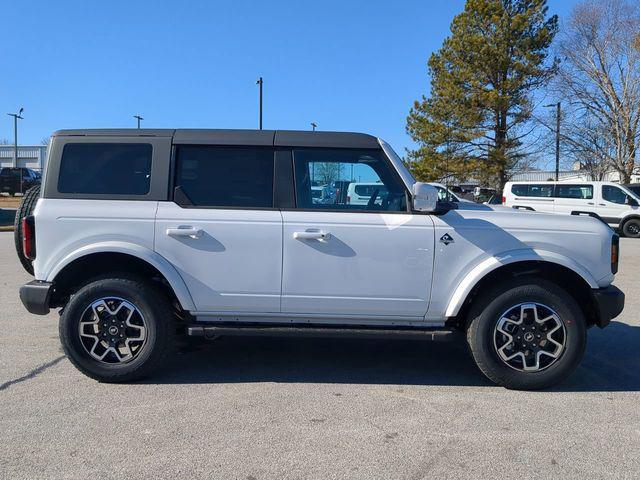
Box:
18, 129, 624, 390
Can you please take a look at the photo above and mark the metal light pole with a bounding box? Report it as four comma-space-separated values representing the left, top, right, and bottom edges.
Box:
256, 77, 263, 130
311, 122, 317, 131
7, 108, 24, 168
543, 102, 561, 181
134, 115, 144, 129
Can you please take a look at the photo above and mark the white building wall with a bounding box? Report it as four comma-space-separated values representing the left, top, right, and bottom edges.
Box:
0, 145, 47, 172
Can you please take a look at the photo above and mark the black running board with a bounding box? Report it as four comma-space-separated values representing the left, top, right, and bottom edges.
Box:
186, 324, 457, 341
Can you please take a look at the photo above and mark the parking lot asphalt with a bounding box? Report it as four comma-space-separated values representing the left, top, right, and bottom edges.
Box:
0, 231, 639, 479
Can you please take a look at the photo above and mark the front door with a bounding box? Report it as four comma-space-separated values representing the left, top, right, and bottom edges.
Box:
281, 148, 435, 319
598, 184, 638, 226
155, 145, 282, 313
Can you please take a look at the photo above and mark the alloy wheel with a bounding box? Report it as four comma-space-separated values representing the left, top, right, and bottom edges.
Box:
493, 302, 566, 372
78, 297, 147, 364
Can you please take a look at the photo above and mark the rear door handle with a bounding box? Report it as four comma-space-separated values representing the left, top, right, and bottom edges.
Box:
166, 226, 202, 238
598, 203, 606, 206
293, 230, 331, 241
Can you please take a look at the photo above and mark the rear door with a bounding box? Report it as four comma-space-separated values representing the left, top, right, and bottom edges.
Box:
510, 183, 555, 212
553, 184, 595, 216
154, 143, 282, 313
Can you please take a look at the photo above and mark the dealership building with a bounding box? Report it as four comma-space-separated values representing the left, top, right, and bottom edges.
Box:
0, 145, 47, 172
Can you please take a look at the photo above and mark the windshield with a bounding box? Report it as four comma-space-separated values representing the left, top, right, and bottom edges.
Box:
378, 139, 416, 188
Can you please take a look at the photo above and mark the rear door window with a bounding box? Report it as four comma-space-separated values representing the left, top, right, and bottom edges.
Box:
556, 184, 593, 199
511, 184, 554, 197
174, 146, 274, 208
58, 143, 152, 195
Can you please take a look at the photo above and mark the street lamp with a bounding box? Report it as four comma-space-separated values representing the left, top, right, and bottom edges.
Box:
543, 102, 561, 181
133, 115, 144, 129
256, 77, 263, 130
311, 122, 317, 131
7, 108, 24, 168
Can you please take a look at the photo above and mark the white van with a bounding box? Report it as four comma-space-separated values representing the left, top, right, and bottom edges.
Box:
503, 181, 640, 237
346, 182, 388, 206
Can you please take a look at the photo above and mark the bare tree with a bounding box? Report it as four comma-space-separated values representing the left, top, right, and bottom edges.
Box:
554, 0, 640, 183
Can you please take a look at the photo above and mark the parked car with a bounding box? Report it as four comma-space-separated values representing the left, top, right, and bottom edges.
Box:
474, 187, 497, 203
484, 194, 503, 205
346, 182, 388, 206
311, 185, 334, 204
428, 183, 473, 203
18, 129, 624, 390
0, 167, 41, 196
503, 181, 640, 237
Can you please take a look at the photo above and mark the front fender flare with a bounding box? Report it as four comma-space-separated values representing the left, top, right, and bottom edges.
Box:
444, 249, 599, 318
46, 241, 196, 311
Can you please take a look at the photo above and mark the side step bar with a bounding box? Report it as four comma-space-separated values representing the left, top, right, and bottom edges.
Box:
186, 324, 458, 342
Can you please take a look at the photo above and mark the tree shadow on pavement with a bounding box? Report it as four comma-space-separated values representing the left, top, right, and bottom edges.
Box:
148, 321, 640, 391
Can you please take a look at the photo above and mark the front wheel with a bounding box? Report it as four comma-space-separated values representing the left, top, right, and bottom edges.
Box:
466, 278, 586, 390
59, 275, 175, 382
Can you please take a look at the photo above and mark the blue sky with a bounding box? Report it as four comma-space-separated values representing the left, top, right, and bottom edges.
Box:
1, 0, 578, 159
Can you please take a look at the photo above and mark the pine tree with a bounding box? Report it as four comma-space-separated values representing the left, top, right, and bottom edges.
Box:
407, 0, 558, 188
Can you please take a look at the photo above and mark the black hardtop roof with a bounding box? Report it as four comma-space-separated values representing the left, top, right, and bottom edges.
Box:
52, 128, 381, 149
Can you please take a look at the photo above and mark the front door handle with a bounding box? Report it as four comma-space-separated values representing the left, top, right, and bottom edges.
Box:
166, 227, 202, 238
598, 203, 606, 206
293, 230, 331, 241
587, 202, 594, 205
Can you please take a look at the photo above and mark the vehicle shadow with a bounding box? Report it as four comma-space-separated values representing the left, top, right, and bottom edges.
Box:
147, 321, 640, 391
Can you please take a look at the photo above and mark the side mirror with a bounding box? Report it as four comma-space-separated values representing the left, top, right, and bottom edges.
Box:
412, 182, 438, 212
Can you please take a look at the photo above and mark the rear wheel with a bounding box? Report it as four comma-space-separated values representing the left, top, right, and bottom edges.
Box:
59, 275, 175, 382
13, 184, 40, 275
622, 218, 640, 238
466, 277, 586, 390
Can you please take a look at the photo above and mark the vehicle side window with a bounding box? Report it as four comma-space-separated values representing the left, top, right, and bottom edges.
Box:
58, 143, 152, 195
511, 184, 554, 197
556, 184, 593, 199
174, 146, 274, 208
292, 149, 407, 212
602, 185, 630, 204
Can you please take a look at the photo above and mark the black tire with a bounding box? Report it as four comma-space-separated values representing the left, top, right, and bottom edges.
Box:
466, 277, 586, 390
13, 184, 40, 275
622, 218, 640, 238
59, 275, 175, 382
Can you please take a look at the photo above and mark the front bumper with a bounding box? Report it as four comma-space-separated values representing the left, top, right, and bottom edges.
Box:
19, 280, 53, 315
592, 285, 625, 328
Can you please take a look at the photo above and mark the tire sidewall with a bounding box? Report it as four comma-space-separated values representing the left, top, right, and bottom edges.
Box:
622, 218, 640, 238
60, 277, 170, 381
469, 280, 586, 390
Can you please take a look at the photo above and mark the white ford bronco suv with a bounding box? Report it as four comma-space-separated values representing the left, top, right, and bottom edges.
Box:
18, 129, 624, 390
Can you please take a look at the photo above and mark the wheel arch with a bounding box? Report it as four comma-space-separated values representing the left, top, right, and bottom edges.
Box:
445, 251, 601, 327
47, 242, 196, 311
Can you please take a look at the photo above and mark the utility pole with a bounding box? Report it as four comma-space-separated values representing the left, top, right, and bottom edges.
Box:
544, 102, 561, 181
555, 102, 560, 182
7, 108, 24, 168
134, 115, 144, 129
256, 77, 263, 130
311, 122, 317, 131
